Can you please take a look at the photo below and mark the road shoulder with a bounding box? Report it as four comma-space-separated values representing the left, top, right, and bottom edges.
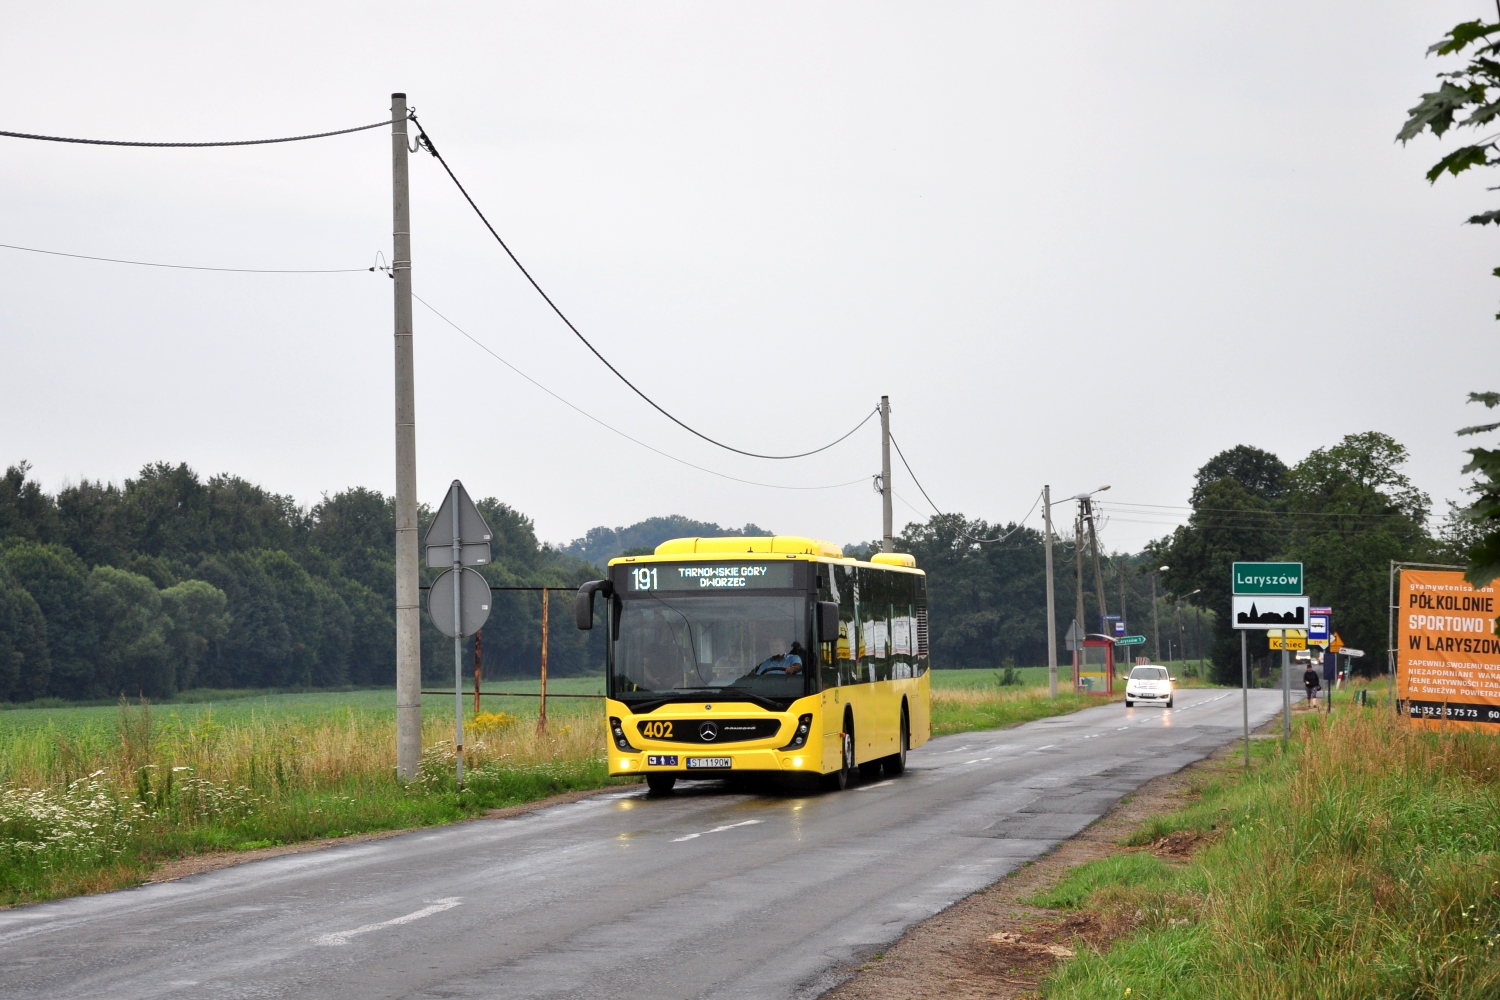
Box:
822, 717, 1271, 1000
144, 785, 625, 885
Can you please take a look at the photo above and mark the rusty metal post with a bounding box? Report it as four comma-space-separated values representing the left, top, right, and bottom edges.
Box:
474, 628, 483, 715
538, 588, 549, 732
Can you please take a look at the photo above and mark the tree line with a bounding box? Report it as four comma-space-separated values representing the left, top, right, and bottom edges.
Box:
0, 462, 604, 701
866, 432, 1457, 684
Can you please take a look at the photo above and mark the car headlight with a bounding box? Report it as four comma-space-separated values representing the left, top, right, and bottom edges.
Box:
779, 714, 814, 751
610, 717, 639, 753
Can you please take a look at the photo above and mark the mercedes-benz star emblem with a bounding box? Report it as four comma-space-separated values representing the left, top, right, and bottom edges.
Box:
698, 721, 718, 742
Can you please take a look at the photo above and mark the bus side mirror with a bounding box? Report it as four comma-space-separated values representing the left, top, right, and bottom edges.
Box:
817, 601, 840, 643
576, 580, 613, 630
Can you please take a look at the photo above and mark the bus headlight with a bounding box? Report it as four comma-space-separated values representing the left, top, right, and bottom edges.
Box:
610, 717, 639, 753
779, 714, 814, 751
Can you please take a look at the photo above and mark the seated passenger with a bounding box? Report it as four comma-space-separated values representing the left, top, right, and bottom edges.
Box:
752, 638, 804, 676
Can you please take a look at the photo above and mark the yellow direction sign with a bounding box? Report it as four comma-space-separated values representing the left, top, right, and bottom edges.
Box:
1328, 632, 1344, 653
1269, 629, 1307, 650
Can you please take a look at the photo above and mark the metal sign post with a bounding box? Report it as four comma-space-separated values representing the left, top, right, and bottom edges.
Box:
1282, 645, 1291, 744
425, 480, 494, 790
1233, 562, 1305, 750
1241, 630, 1249, 769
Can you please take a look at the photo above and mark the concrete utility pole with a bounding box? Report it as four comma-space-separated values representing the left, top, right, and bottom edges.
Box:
450, 482, 465, 789
1043, 485, 1057, 698
391, 93, 422, 782
880, 396, 893, 553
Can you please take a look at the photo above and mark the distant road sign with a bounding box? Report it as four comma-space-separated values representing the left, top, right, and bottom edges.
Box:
1232, 562, 1304, 596
1115, 635, 1146, 646
1065, 620, 1083, 651
428, 567, 492, 638
1269, 629, 1307, 650
424, 480, 493, 568
1338, 647, 1365, 658
1308, 606, 1331, 642
1233, 595, 1310, 630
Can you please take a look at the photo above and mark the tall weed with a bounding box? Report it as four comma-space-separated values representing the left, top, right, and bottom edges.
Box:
1045, 707, 1500, 999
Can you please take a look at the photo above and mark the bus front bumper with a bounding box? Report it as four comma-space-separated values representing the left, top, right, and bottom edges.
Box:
610, 743, 823, 778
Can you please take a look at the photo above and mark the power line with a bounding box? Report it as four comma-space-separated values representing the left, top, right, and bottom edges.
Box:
0, 119, 389, 148
411, 292, 869, 493
0, 242, 372, 274
407, 114, 878, 461
887, 430, 1039, 544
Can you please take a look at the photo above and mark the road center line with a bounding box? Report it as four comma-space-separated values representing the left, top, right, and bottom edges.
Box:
313, 897, 462, 946
672, 819, 763, 842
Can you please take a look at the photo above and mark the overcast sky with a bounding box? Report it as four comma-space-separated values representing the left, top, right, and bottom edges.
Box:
2, 1, 1495, 553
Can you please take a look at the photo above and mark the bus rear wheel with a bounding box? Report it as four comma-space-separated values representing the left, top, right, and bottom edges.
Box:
882, 707, 909, 776
646, 774, 676, 794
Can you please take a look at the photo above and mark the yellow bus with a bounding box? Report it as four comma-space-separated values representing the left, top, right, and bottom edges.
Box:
575, 535, 931, 793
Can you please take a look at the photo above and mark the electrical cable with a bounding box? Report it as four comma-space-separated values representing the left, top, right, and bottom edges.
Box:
411, 291, 868, 493
407, 114, 878, 461
0, 120, 389, 148
0, 242, 373, 274
887, 430, 1039, 544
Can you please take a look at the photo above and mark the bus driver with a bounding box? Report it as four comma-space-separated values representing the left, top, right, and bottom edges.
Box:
752, 638, 804, 676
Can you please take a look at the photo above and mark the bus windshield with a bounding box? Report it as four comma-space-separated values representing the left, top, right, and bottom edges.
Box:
612, 594, 809, 704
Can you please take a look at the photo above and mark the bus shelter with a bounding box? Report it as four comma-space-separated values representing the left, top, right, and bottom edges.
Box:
1073, 635, 1115, 695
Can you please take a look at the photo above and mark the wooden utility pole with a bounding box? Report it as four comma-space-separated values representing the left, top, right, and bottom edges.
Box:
538, 588, 549, 732
1074, 508, 1086, 691
474, 629, 483, 715
1083, 498, 1109, 627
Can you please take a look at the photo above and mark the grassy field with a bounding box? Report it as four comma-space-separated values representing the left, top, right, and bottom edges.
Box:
0, 670, 1109, 907
929, 669, 1118, 734
1036, 680, 1500, 998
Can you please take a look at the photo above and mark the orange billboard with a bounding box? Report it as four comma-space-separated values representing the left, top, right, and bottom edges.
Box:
1397, 569, 1500, 730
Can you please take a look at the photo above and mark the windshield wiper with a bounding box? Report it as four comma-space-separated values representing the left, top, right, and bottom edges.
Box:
619, 688, 792, 714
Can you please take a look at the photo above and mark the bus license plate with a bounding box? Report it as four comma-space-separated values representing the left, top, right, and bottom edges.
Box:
686, 757, 732, 769
646, 755, 678, 766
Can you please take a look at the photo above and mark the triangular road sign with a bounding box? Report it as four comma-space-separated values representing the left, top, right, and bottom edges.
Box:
424, 480, 493, 568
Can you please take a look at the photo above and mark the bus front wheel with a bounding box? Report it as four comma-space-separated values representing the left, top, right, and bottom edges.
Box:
646, 774, 676, 794
822, 715, 853, 791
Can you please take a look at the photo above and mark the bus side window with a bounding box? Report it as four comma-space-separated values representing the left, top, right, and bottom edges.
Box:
860, 567, 890, 682
843, 564, 860, 687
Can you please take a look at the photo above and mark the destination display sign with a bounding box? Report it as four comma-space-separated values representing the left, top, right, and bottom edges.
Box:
623, 562, 797, 592
1232, 595, 1309, 630
1232, 562, 1303, 596
1397, 569, 1500, 730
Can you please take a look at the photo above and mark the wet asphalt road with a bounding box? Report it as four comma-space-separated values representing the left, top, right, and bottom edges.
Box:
0, 688, 1283, 1000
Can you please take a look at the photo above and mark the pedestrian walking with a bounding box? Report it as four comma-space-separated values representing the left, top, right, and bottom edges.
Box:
1303, 664, 1320, 703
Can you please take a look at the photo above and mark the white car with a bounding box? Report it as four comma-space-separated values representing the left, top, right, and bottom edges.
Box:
1124, 665, 1175, 708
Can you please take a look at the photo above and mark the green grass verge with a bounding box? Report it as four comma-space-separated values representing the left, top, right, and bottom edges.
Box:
1037, 689, 1500, 998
